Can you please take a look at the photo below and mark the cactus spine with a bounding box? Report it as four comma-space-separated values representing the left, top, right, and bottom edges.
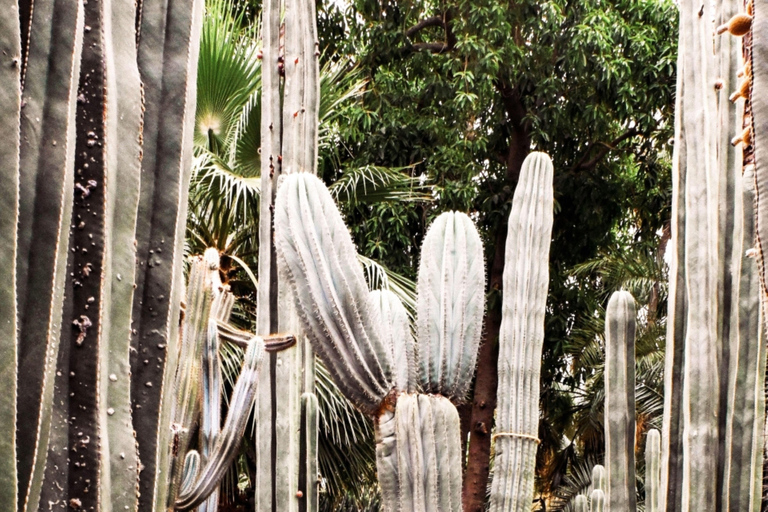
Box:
604, 291, 637, 511
646, 429, 661, 512
489, 151, 554, 512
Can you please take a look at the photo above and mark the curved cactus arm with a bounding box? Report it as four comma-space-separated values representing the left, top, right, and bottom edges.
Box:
604, 291, 637, 511
590, 489, 605, 512
388, 394, 462, 512
0, 0, 21, 507
489, 151, 554, 512
574, 495, 588, 512
646, 429, 661, 512
416, 211, 485, 401
275, 172, 393, 415
175, 336, 265, 511
371, 290, 418, 394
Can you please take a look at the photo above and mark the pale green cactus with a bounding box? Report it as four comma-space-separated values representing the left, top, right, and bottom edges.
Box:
646, 429, 661, 512
371, 289, 418, 394
574, 495, 588, 512
590, 489, 605, 512
489, 151, 554, 512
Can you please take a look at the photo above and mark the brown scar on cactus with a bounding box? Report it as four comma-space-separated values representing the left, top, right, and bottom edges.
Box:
717, 13, 753, 36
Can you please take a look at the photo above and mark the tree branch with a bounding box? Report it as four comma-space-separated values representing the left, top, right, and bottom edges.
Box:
406, 16, 444, 38
571, 129, 641, 171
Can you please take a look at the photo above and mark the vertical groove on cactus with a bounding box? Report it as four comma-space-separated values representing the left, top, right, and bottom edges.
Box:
130, 0, 205, 507
489, 151, 554, 512
15, 0, 84, 508
0, 1, 21, 507
175, 336, 265, 511
646, 429, 661, 512
371, 290, 418, 393
416, 211, 485, 402
300, 392, 319, 512
375, 408, 398, 512
275, 172, 393, 415
723, 165, 765, 511
605, 291, 637, 511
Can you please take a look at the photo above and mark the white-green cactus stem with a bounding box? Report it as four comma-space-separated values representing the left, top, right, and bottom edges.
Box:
370, 290, 418, 393
646, 429, 661, 512
591, 464, 606, 494
274, 172, 393, 415
489, 151, 554, 512
590, 489, 605, 512
416, 211, 485, 402
574, 495, 588, 512
604, 291, 637, 511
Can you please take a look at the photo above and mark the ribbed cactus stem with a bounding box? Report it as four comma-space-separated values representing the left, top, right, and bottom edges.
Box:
590, 489, 605, 512
375, 408, 398, 512
416, 211, 485, 402
604, 291, 637, 511
592, 464, 606, 494
371, 290, 418, 393
646, 429, 661, 512
574, 495, 588, 512
489, 151, 554, 512
274, 172, 393, 415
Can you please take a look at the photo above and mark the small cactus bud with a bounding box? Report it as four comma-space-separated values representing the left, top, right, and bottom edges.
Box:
716, 13, 753, 36
729, 78, 751, 102
731, 126, 753, 147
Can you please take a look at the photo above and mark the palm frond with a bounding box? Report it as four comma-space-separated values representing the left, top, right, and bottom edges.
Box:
330, 165, 432, 206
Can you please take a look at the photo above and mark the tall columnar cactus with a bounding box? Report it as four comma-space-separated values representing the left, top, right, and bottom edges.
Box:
0, 0, 205, 508
590, 489, 605, 512
604, 291, 637, 511
275, 172, 485, 512
646, 429, 661, 512
591, 464, 606, 495
488, 151, 554, 512
416, 211, 485, 401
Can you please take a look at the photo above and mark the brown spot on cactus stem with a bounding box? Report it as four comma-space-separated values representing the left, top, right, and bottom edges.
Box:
729, 78, 751, 102
716, 13, 753, 36
296, 491, 304, 498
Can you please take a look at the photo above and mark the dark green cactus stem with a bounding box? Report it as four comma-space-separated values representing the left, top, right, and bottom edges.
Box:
590, 489, 605, 512
274, 172, 393, 415
371, 289, 418, 393
723, 165, 764, 510
489, 152, 554, 512
0, 0, 21, 507
176, 336, 265, 511
14, 0, 83, 507
574, 495, 588, 512
416, 211, 485, 402
646, 429, 661, 512
604, 291, 637, 511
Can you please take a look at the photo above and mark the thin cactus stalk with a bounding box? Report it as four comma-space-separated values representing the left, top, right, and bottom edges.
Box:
723, 165, 765, 511
646, 429, 661, 512
574, 495, 588, 512
300, 392, 319, 511
416, 211, 485, 402
590, 489, 605, 512
275, 172, 393, 415
604, 291, 637, 511
591, 465, 606, 494
370, 290, 417, 394
489, 151, 554, 512
0, 0, 21, 507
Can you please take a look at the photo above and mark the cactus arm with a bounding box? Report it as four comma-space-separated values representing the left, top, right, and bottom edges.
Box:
375, 408, 399, 512
416, 212, 485, 401
180, 450, 201, 496
489, 152, 554, 512
130, 0, 205, 507
591, 464, 606, 494
275, 173, 393, 415
0, 0, 20, 507
723, 166, 764, 511
175, 337, 265, 511
15, 0, 84, 508
647, 429, 661, 512
371, 290, 418, 393
300, 392, 319, 512
199, 316, 223, 512
590, 489, 605, 512
604, 291, 637, 511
